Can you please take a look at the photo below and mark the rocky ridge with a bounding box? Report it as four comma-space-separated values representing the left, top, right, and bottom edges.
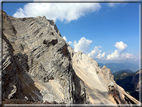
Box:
1, 10, 140, 105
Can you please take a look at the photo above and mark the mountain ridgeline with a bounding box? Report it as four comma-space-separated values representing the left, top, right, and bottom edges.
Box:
1, 10, 140, 105
98, 63, 139, 74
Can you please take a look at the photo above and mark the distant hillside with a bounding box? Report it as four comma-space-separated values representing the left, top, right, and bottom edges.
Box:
113, 70, 135, 91
98, 63, 139, 73
113, 69, 135, 80
113, 69, 141, 101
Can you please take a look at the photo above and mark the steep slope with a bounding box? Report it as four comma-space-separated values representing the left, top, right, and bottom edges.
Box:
70, 51, 140, 104
1, 10, 140, 105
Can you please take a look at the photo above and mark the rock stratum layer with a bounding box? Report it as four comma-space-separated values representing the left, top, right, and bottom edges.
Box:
1, 10, 140, 105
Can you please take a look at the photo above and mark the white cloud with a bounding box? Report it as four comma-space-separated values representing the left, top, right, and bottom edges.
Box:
88, 46, 102, 57
13, 3, 101, 23
88, 46, 106, 60
63, 36, 105, 60
73, 37, 92, 53
96, 52, 106, 59
73, 37, 106, 60
107, 50, 120, 60
115, 41, 127, 52
62, 36, 138, 62
68, 41, 72, 45
63, 36, 67, 42
106, 41, 138, 61
107, 52, 138, 61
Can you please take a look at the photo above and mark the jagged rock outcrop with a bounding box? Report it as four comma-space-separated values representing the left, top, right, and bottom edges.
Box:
1, 10, 140, 105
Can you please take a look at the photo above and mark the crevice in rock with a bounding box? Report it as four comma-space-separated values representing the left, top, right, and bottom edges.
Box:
39, 33, 43, 37
61, 44, 69, 56
32, 28, 41, 36
2, 32, 14, 55
21, 18, 26, 21
50, 32, 54, 35
43, 39, 58, 46
124, 94, 136, 104
12, 25, 17, 34
114, 97, 119, 105
29, 22, 35, 26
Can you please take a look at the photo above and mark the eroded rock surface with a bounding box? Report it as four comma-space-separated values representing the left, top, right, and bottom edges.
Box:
1, 10, 140, 105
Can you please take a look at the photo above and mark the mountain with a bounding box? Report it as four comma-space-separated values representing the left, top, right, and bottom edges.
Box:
113, 69, 135, 80
1, 10, 140, 105
98, 63, 139, 73
121, 69, 134, 73
113, 69, 142, 101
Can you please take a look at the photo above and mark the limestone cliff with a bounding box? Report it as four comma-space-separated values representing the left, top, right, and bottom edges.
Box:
1, 10, 140, 105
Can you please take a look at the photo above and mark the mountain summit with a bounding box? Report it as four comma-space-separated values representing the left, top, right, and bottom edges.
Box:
1, 10, 140, 105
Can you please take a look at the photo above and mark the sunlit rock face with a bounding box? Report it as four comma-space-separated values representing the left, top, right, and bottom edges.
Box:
1, 10, 140, 105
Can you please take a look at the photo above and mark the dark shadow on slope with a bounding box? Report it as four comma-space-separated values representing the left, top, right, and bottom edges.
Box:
72, 72, 86, 104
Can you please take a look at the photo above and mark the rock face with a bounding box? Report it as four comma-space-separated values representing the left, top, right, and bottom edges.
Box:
1, 10, 140, 105
131, 70, 142, 92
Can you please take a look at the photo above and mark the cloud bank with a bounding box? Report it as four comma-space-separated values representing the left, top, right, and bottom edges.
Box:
73, 37, 92, 53
64, 36, 138, 62
64, 36, 105, 60
13, 3, 101, 23
88, 46, 106, 60
106, 41, 137, 61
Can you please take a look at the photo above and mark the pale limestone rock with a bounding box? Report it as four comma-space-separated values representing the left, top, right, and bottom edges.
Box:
8, 85, 17, 99
71, 50, 140, 105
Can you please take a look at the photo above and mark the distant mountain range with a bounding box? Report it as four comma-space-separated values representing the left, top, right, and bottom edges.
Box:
98, 63, 139, 74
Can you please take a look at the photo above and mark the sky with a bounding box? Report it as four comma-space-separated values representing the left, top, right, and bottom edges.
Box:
2, 1, 141, 65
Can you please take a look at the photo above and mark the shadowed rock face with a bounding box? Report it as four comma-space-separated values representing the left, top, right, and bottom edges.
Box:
131, 70, 142, 92
1, 10, 140, 105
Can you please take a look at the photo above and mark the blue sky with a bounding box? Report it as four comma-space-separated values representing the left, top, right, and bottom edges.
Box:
2, 2, 140, 65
